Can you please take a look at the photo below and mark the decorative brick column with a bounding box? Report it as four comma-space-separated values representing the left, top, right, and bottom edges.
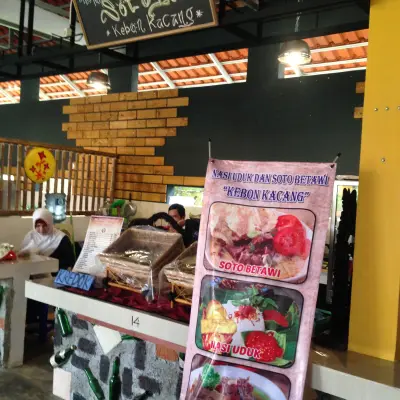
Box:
62, 90, 205, 203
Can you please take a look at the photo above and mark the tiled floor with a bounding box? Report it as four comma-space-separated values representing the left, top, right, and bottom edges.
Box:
0, 334, 56, 400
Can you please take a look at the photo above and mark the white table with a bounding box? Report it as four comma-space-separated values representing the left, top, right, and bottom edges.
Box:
1, 256, 58, 367
25, 279, 400, 400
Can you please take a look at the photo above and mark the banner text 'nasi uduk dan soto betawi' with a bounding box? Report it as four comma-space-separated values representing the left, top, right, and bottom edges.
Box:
181, 159, 335, 400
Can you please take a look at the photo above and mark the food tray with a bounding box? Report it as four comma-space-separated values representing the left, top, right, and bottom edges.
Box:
161, 242, 197, 306
99, 228, 184, 295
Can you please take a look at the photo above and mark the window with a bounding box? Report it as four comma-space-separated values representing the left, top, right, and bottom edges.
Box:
167, 186, 204, 207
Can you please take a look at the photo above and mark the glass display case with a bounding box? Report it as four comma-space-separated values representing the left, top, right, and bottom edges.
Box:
326, 177, 359, 303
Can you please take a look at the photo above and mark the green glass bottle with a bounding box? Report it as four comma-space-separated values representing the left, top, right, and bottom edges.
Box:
178, 352, 185, 371
0, 286, 5, 309
84, 368, 105, 400
121, 334, 135, 341
49, 345, 77, 368
56, 308, 72, 337
109, 356, 121, 400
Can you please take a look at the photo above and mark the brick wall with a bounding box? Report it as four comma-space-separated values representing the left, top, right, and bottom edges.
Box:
62, 90, 205, 203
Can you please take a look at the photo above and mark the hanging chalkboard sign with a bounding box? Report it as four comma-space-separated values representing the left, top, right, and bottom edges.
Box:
72, 0, 218, 50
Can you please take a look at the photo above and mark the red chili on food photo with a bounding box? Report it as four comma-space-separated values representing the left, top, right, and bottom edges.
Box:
207, 204, 315, 282
244, 331, 284, 362
262, 310, 289, 328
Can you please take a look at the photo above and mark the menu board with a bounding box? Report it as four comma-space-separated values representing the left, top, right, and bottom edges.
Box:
181, 160, 335, 400
73, 216, 123, 275
72, 0, 218, 50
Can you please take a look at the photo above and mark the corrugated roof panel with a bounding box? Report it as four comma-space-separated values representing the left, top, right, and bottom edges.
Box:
284, 29, 368, 77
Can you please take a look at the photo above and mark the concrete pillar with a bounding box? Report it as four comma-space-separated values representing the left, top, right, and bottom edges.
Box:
20, 77, 39, 103
247, 44, 281, 87
348, 0, 400, 361
109, 65, 139, 93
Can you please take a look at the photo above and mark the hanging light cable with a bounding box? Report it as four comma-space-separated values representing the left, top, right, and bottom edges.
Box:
278, 0, 311, 67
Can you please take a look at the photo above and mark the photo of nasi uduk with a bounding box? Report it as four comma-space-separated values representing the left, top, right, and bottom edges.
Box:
195, 277, 303, 368
205, 203, 315, 283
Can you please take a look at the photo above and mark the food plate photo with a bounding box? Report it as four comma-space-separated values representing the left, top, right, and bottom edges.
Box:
187, 362, 289, 400
196, 277, 303, 368
205, 203, 315, 283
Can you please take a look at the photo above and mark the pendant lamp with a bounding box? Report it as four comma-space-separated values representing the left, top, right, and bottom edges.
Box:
277, 39, 311, 66
87, 71, 111, 90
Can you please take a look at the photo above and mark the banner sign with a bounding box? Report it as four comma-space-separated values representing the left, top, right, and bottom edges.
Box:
72, 0, 218, 50
54, 269, 95, 291
181, 159, 335, 400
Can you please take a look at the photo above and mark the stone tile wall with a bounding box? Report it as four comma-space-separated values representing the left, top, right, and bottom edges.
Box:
0, 279, 13, 367
55, 311, 182, 399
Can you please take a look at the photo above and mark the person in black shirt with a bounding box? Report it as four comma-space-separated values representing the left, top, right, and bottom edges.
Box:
168, 203, 186, 228
168, 204, 200, 246
129, 205, 200, 247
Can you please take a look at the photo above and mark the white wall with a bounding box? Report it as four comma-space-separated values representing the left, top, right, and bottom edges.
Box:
0, 216, 90, 249
0, 201, 202, 249
133, 201, 202, 219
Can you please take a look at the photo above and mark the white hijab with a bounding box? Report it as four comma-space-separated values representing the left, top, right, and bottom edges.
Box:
20, 208, 65, 257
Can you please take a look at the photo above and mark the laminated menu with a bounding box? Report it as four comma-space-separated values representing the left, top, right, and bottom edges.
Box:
73, 216, 124, 276
181, 160, 335, 400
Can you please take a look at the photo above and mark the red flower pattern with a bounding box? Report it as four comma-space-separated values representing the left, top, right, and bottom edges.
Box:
26, 149, 53, 183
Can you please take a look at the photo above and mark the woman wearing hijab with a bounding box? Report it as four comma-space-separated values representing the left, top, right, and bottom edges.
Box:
20, 208, 75, 271
22, 209, 76, 327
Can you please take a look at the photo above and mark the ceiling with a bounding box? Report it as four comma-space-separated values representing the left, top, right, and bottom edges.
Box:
0, 28, 368, 104
0, 0, 262, 53
0, 0, 70, 52
285, 29, 368, 77
0, 0, 368, 105
0, 25, 58, 54
0, 48, 249, 104
138, 49, 248, 90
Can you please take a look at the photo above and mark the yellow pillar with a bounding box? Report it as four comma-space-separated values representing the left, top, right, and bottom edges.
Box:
349, 0, 400, 361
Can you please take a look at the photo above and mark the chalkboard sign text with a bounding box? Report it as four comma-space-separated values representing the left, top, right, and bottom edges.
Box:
73, 0, 218, 50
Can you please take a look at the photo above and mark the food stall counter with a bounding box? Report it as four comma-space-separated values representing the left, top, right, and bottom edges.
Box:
25, 278, 188, 351
25, 279, 400, 400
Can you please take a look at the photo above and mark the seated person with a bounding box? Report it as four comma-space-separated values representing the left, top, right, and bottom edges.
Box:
19, 208, 75, 271
168, 204, 199, 246
21, 208, 76, 325
130, 212, 183, 234
129, 207, 199, 247
168, 203, 186, 228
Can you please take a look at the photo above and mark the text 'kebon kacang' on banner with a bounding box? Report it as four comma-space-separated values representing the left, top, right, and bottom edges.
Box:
181, 160, 335, 400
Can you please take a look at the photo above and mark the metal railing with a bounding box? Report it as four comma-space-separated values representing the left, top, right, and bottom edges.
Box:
0, 138, 116, 215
